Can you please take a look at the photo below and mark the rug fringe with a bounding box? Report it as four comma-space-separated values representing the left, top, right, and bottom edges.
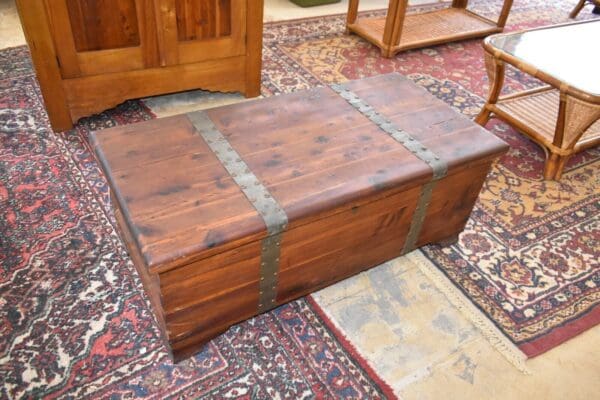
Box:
408, 250, 531, 375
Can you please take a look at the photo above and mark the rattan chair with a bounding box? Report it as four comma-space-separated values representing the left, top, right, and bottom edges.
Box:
569, 0, 600, 18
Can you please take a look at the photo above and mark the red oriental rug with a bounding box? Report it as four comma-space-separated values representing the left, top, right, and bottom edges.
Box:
1, 3, 600, 399
255, 0, 600, 358
0, 46, 394, 399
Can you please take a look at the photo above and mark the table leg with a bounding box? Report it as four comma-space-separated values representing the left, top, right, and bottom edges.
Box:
544, 153, 570, 180
475, 51, 505, 126
346, 0, 359, 34
543, 92, 600, 180
389, 0, 409, 57
381, 0, 405, 58
569, 0, 587, 18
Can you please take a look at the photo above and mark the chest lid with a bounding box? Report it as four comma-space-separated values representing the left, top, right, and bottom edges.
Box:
91, 74, 506, 273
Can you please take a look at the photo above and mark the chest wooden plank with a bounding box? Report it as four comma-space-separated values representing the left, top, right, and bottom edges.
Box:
91, 73, 508, 361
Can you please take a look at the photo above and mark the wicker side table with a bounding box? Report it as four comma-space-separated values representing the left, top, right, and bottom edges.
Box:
476, 20, 600, 181
346, 0, 513, 58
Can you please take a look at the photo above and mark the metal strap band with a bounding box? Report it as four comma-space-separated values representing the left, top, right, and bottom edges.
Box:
188, 111, 287, 313
402, 181, 435, 253
330, 83, 448, 253
330, 83, 448, 180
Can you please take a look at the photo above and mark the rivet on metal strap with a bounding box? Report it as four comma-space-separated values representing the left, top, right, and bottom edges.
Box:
188, 111, 288, 314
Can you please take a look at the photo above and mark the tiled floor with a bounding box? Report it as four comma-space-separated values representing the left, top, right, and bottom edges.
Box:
0, 0, 25, 49
2, 0, 600, 398
313, 254, 600, 399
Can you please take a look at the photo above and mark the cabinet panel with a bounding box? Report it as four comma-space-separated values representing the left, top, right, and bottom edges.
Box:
176, 0, 232, 40
66, 0, 141, 51
45, 0, 158, 78
156, 0, 246, 66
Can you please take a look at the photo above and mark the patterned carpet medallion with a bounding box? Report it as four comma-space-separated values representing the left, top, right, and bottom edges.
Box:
1, 0, 599, 397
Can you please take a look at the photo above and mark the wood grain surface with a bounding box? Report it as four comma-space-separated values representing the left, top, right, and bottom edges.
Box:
66, 0, 141, 51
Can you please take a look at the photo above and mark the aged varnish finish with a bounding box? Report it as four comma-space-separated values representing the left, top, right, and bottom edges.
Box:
91, 74, 508, 361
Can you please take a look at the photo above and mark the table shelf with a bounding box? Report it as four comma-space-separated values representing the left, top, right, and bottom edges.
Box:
346, 0, 513, 57
493, 88, 600, 151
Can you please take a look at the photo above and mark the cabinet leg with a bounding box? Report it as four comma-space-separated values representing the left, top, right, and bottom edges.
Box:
46, 111, 75, 132
244, 73, 262, 98
244, 0, 264, 100
451, 0, 468, 8
16, 0, 74, 132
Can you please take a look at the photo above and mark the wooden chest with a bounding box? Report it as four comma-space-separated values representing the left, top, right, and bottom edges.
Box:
91, 74, 508, 361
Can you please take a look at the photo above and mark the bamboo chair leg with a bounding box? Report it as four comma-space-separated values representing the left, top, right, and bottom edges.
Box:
497, 0, 514, 28
476, 53, 505, 126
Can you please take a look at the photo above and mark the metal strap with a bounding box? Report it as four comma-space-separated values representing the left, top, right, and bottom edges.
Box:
188, 111, 287, 313
330, 83, 448, 180
402, 181, 435, 253
330, 83, 448, 253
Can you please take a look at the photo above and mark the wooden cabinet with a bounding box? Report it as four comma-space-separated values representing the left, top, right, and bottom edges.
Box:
16, 0, 263, 131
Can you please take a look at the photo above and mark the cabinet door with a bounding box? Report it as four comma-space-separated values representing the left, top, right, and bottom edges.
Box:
44, 0, 160, 78
155, 0, 247, 66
